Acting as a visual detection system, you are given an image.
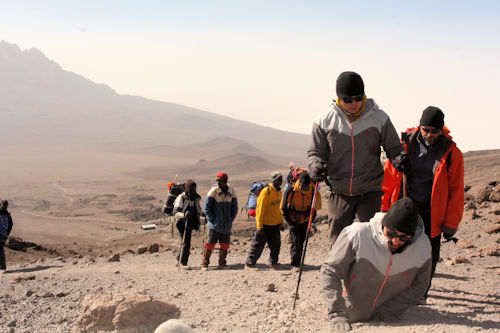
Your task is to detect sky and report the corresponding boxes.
[1,1,499,152]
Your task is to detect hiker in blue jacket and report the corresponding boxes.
[0,199,13,273]
[202,172,238,270]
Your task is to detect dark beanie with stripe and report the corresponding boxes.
[420,106,444,129]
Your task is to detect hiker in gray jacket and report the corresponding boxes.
[321,197,431,331]
[307,71,410,245]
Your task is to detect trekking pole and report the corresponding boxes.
[293,182,320,310]
[177,218,188,271]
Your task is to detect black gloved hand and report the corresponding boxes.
[280,225,285,231]
[393,152,412,174]
[310,164,327,182]
[443,232,458,243]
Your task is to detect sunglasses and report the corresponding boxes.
[341,95,364,104]
[385,228,412,242]
[421,126,441,134]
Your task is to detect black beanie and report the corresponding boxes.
[336,71,364,99]
[382,197,419,236]
[299,171,311,186]
[420,106,444,129]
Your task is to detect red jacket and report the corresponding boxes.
[381,126,464,238]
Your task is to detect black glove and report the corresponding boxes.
[393,152,411,174]
[310,164,327,182]
[330,316,351,331]
[280,225,285,231]
[443,232,458,243]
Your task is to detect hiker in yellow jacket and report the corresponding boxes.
[245,172,284,270]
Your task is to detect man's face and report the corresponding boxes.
[383,226,412,251]
[273,176,283,188]
[217,178,227,189]
[339,95,364,114]
[420,126,442,146]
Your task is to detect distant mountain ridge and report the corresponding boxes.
[0,41,308,163]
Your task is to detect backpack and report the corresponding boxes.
[246,182,267,217]
[163,182,185,215]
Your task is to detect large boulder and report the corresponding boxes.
[73,293,180,333]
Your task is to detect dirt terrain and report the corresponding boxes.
[0,150,499,332]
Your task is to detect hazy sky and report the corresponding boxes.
[1,1,499,152]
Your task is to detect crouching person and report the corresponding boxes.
[321,197,431,331]
[202,172,238,270]
[173,180,202,269]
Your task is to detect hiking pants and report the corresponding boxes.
[288,222,307,267]
[418,205,442,297]
[246,225,281,266]
[327,191,381,245]
[0,237,6,270]
[176,219,193,265]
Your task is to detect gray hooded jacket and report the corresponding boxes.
[308,99,404,195]
[321,212,432,322]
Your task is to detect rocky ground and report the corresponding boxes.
[1,195,499,332]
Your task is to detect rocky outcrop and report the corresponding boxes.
[73,293,181,333]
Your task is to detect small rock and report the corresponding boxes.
[108,254,120,262]
[154,319,194,333]
[26,290,35,297]
[56,292,69,297]
[484,225,500,234]
[7,320,16,327]
[148,243,160,253]
[266,283,276,292]
[452,256,470,264]
[480,243,500,256]
[457,240,474,249]
[11,275,36,283]
[42,292,54,298]
[472,210,481,219]
[137,245,148,254]
[474,234,482,239]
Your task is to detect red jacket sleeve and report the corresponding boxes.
[442,145,464,234]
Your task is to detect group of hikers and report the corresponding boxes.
[165,170,322,273]
[164,71,465,331]
[1,70,464,331]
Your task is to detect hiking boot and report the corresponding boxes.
[218,248,228,269]
[244,264,258,271]
[202,248,212,269]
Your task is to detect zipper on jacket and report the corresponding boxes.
[349,122,355,195]
[368,244,392,318]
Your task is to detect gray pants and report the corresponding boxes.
[326,191,381,245]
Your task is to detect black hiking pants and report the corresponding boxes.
[0,237,6,270]
[246,224,281,266]
[176,219,193,265]
[288,222,307,267]
[418,206,441,297]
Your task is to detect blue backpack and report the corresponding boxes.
[240,182,267,218]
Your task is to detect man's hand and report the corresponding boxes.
[394,152,411,174]
[310,165,327,183]
[443,232,458,243]
[330,316,351,332]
